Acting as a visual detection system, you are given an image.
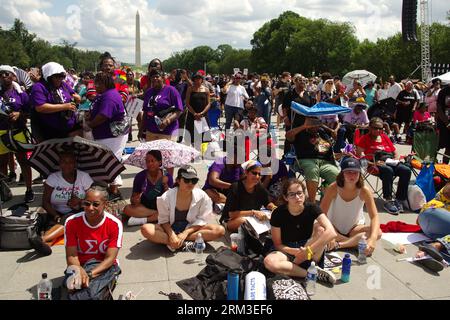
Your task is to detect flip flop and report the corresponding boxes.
[419,244,444,262]
[415,258,445,273]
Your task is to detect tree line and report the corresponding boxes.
[165,11,450,81]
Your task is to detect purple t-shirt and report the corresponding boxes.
[132,169,174,194]
[143,85,183,135]
[90,89,126,140]
[203,157,244,190]
[30,81,77,131]
[0,88,30,130]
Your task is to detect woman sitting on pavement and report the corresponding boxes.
[355,117,411,215]
[141,165,225,252]
[320,157,382,254]
[124,150,173,226]
[263,179,337,284]
[29,151,93,256]
[220,160,277,233]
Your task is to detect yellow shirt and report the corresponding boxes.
[421,190,450,213]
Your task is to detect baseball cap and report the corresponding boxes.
[177,165,198,180]
[340,157,361,172]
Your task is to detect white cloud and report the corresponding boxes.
[0,0,447,66]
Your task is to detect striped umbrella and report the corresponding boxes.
[28,136,126,183]
[12,67,33,89]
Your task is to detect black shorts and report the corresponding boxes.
[395,107,413,125]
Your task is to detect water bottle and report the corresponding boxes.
[37,273,52,300]
[358,235,367,265]
[341,254,352,283]
[194,233,206,263]
[306,262,317,296]
[227,272,239,300]
[244,271,266,300]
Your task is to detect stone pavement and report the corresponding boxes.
[0,118,449,300]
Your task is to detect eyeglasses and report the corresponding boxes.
[287,191,304,199]
[183,177,199,185]
[82,200,102,208]
[249,171,261,177]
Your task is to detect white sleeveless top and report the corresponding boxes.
[327,188,366,235]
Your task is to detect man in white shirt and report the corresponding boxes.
[223,72,249,130]
[387,75,402,100]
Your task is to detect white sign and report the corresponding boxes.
[125,97,144,119]
[243,69,248,76]
[233,68,240,75]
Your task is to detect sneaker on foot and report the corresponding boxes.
[383,200,399,215]
[24,189,35,203]
[7,172,17,184]
[317,266,336,285]
[29,236,52,256]
[213,203,225,215]
[394,199,404,213]
[127,217,148,227]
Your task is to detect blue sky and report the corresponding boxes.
[1,0,448,65]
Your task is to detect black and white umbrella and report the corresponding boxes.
[29,136,126,183]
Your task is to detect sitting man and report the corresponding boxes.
[64,185,123,300]
[286,117,339,203]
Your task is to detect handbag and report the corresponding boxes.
[415,162,436,201]
[110,111,132,137]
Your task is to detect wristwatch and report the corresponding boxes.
[86,271,93,279]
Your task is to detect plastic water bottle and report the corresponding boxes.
[341,254,352,283]
[227,272,239,300]
[306,262,317,296]
[37,273,52,300]
[358,235,367,265]
[244,271,266,300]
[194,233,206,263]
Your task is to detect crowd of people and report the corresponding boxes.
[0,53,449,299]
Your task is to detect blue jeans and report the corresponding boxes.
[418,208,450,240]
[224,105,243,130]
[377,163,411,201]
[333,125,355,153]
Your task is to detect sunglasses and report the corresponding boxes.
[287,191,304,199]
[82,200,102,208]
[249,171,261,177]
[0,71,12,77]
[183,177,199,185]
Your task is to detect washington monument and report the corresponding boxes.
[135,10,141,67]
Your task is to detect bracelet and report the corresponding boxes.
[251,209,255,217]
[306,246,314,261]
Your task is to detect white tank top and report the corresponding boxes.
[327,188,366,235]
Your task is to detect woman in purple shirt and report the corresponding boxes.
[0,65,34,203]
[86,72,129,200]
[141,69,183,142]
[30,62,81,141]
[124,150,173,226]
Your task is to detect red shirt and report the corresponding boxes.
[64,212,123,266]
[356,133,396,160]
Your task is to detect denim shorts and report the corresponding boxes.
[270,240,325,270]
[172,221,189,234]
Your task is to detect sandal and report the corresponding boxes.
[419,243,444,262]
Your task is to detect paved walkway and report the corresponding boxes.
[0,117,449,300]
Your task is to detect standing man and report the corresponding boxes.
[223,72,249,130]
[396,81,418,139]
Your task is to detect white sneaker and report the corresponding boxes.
[317,267,336,285]
[166,245,177,253]
[213,203,225,215]
[128,217,148,227]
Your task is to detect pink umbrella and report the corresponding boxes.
[123,140,200,169]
